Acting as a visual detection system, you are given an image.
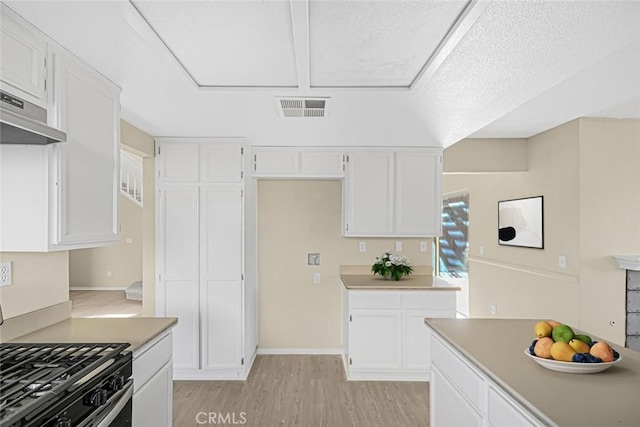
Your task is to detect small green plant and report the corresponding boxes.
[371,251,413,281]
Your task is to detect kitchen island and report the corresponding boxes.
[341,268,459,381]
[425,318,640,427]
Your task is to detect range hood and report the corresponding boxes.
[0,91,66,144]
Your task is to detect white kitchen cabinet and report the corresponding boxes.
[49,46,120,247]
[395,151,442,236]
[430,366,484,427]
[200,185,243,370]
[343,148,442,237]
[252,147,345,178]
[156,138,256,380]
[428,331,542,427]
[343,288,456,381]
[344,151,394,236]
[0,4,46,105]
[349,310,402,371]
[0,15,120,252]
[158,185,199,370]
[133,331,174,427]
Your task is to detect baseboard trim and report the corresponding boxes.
[257,348,343,355]
[174,369,247,381]
[70,287,128,291]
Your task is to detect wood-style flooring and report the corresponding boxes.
[173,355,429,427]
[69,290,142,318]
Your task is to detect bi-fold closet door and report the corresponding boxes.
[157,139,244,375]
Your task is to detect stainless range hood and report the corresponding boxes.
[0,90,66,144]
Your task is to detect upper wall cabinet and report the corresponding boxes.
[159,139,244,184]
[0,5,46,106]
[253,148,345,178]
[343,148,443,237]
[0,7,121,251]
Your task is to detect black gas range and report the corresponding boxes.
[0,342,133,427]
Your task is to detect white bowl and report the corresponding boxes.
[524,348,622,374]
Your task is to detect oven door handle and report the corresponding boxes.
[94,380,133,427]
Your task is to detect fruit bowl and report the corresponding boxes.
[524,349,622,374]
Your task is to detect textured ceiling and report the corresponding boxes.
[3,0,639,147]
[308,0,468,87]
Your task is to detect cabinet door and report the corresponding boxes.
[132,360,173,427]
[430,366,483,427]
[51,49,120,247]
[395,150,442,236]
[200,141,243,183]
[344,151,393,236]
[253,149,299,176]
[0,7,46,104]
[300,151,345,177]
[159,186,200,370]
[158,141,199,183]
[349,310,402,370]
[402,311,433,371]
[201,185,243,370]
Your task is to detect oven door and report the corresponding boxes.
[78,380,133,427]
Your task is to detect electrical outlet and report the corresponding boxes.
[313,273,321,284]
[358,242,366,252]
[420,241,428,252]
[0,262,12,286]
[106,270,112,278]
[125,237,133,244]
[480,245,485,255]
[558,255,567,269]
[491,304,497,315]
[395,241,403,252]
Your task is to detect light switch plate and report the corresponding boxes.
[395,241,403,252]
[358,242,366,252]
[420,241,428,252]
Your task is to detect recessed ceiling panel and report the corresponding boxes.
[309,0,468,87]
[132,0,298,87]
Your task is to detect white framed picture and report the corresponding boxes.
[498,196,544,249]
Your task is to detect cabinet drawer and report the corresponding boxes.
[431,334,484,412]
[133,332,172,392]
[487,386,537,427]
[349,292,402,309]
[402,291,456,311]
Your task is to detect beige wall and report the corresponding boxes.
[444,138,529,173]
[258,180,432,350]
[0,251,69,319]
[69,194,143,288]
[444,118,640,345]
[578,118,640,342]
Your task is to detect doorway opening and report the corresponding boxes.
[433,193,469,317]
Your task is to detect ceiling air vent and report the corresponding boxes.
[276,97,330,118]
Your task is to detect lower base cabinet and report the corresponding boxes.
[343,288,456,381]
[429,331,541,427]
[132,331,174,426]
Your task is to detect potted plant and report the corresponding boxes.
[371,251,413,281]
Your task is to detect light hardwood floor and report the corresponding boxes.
[69,290,142,318]
[173,355,429,427]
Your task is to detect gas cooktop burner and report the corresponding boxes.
[0,342,131,426]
